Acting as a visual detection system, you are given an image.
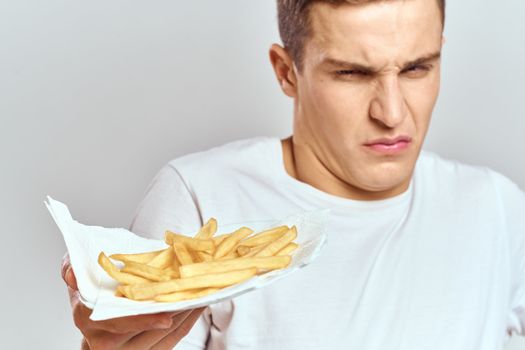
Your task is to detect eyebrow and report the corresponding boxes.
[321,51,442,73]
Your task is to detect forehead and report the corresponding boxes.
[306,0,443,67]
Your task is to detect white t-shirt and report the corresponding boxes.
[130,137,525,350]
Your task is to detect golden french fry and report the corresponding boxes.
[147,248,175,269]
[212,234,229,247]
[154,287,220,302]
[117,285,129,298]
[188,249,203,263]
[163,266,180,279]
[123,268,257,300]
[171,251,181,270]
[121,261,172,282]
[165,231,214,252]
[180,256,291,278]
[277,242,299,256]
[255,226,297,257]
[109,249,165,264]
[195,218,218,239]
[240,225,289,247]
[172,241,193,265]
[218,250,239,260]
[244,243,268,257]
[98,252,149,285]
[214,227,253,259]
[197,251,213,262]
[236,245,251,256]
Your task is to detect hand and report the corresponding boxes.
[61,253,204,349]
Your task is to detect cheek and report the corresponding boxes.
[304,79,370,133]
[402,74,440,128]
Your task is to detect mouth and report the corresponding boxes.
[363,136,412,154]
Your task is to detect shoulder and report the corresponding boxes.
[168,136,278,179]
[418,150,495,189]
[130,138,278,238]
[417,150,524,204]
[418,150,490,180]
[162,137,281,200]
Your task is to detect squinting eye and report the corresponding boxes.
[335,69,367,76]
[407,65,425,71]
[402,64,432,77]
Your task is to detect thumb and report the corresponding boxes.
[61,253,78,290]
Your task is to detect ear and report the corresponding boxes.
[269,44,298,98]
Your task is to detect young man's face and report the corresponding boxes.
[291,0,443,196]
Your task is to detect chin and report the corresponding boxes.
[359,166,412,194]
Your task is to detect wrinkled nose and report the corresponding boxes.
[369,76,408,128]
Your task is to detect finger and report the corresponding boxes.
[171,309,202,329]
[71,295,134,349]
[90,312,184,334]
[84,329,137,350]
[61,253,78,290]
[68,278,186,336]
[67,284,81,309]
[77,311,178,350]
[81,338,89,350]
[71,289,181,336]
[71,283,188,336]
[61,252,70,279]
[121,310,194,350]
[150,308,205,350]
[118,308,204,349]
[65,266,78,290]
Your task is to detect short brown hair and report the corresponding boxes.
[277,0,445,71]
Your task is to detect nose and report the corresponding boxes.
[369,76,408,128]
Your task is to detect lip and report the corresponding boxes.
[363,136,412,154]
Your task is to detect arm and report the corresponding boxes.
[130,163,203,240]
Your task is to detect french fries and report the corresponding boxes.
[165,231,214,252]
[236,245,251,257]
[147,248,176,269]
[98,220,299,303]
[194,218,217,239]
[155,287,220,303]
[98,253,150,285]
[121,268,258,300]
[240,225,288,247]
[120,261,172,282]
[276,242,299,256]
[213,227,253,259]
[179,256,291,278]
[109,249,165,264]
[255,226,297,257]
[172,241,194,265]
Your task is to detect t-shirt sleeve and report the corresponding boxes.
[130,163,203,239]
[492,172,525,336]
[129,163,211,349]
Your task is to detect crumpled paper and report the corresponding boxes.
[46,196,327,321]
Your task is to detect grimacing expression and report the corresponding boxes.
[294,0,443,195]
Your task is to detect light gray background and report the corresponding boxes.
[1,0,524,349]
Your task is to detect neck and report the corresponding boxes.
[280,136,411,201]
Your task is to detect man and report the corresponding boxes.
[62,0,525,349]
